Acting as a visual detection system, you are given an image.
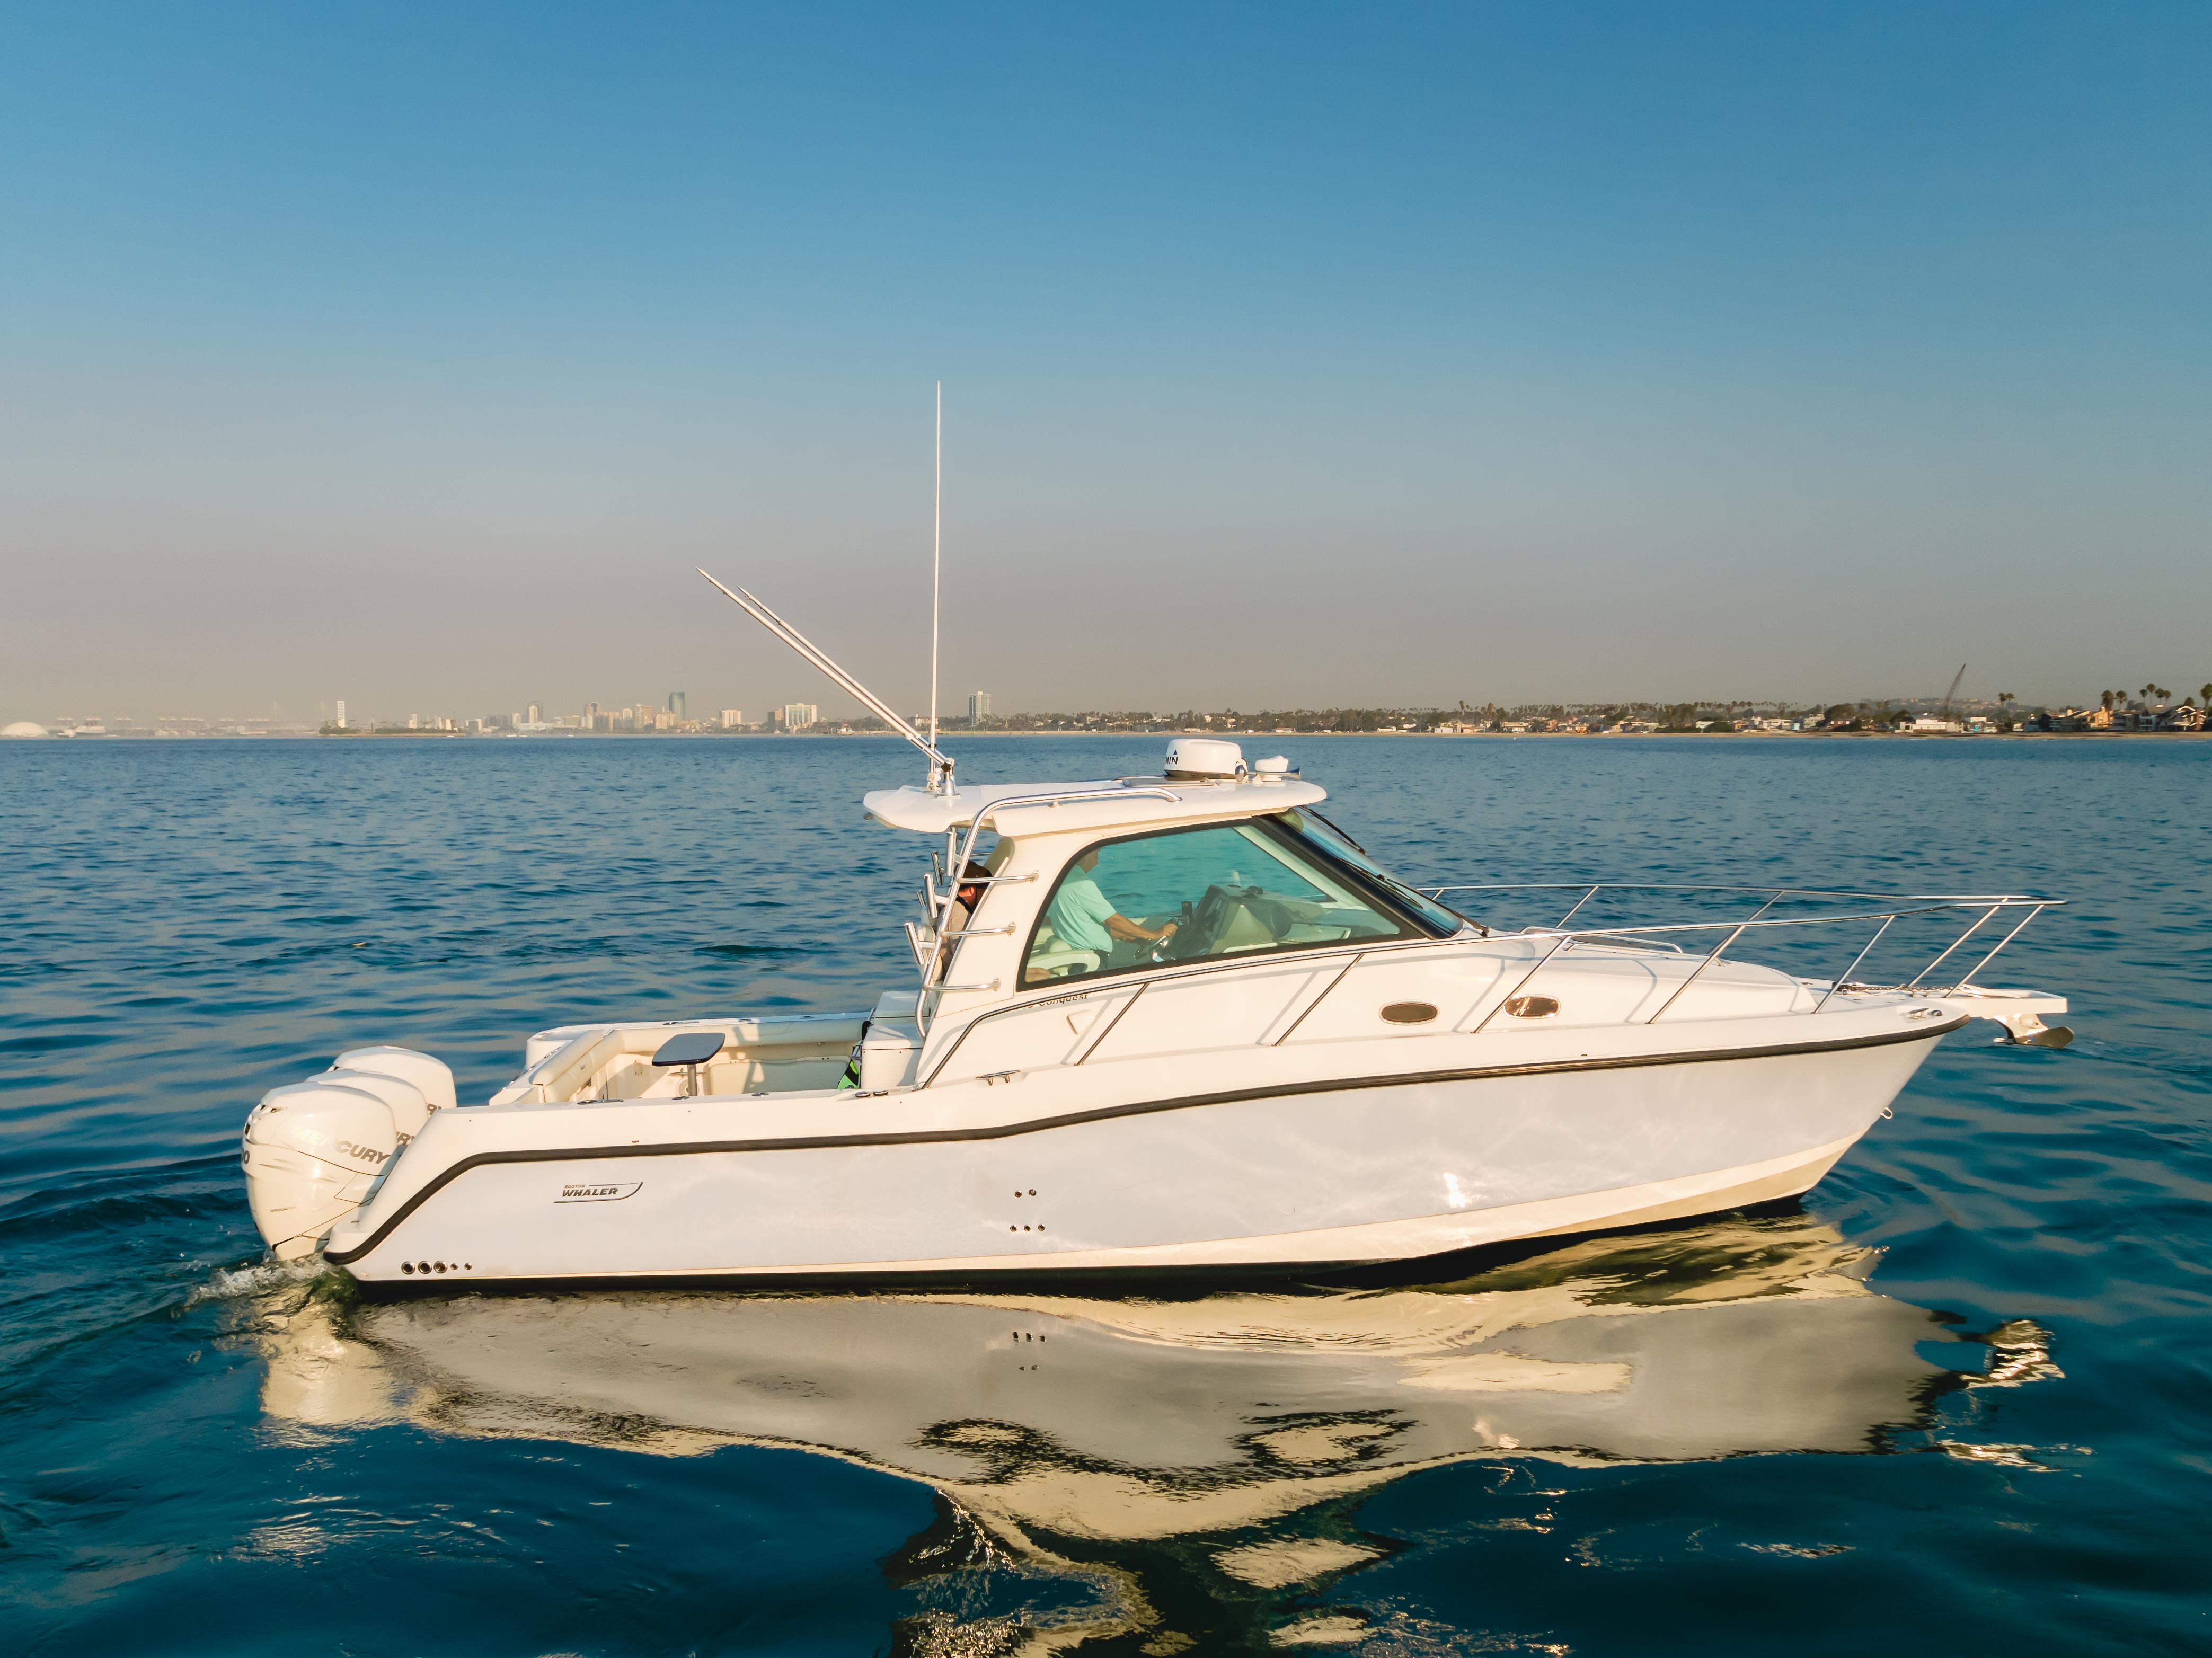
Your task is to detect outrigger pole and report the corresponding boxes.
[697,570,957,792]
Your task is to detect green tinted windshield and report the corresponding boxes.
[1273,809,1468,936]
[1022,818,1424,988]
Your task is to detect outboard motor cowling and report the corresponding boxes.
[333,1046,456,1115]
[321,1067,433,1139]
[242,1047,454,1260]
[243,1080,399,1260]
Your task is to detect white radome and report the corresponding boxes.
[1163,735,1247,779]
[1,721,50,738]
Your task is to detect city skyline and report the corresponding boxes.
[17,677,2207,741]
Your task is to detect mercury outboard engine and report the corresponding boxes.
[242,1047,456,1260]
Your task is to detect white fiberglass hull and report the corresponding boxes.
[323,1012,1959,1287]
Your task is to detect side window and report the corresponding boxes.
[1022,821,1415,986]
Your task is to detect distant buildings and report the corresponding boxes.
[45,687,2211,741]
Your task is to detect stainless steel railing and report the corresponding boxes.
[1419,883,2059,1011]
[916,885,2059,1086]
[913,785,1187,1030]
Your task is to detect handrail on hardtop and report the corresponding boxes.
[915,889,2061,1086]
[914,785,1187,1031]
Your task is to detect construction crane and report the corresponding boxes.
[1940,663,1967,723]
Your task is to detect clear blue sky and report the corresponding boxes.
[3,3,2206,721]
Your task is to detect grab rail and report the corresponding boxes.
[915,785,1187,1032]
[918,932,1460,1085]
[947,785,1181,881]
[1420,886,2060,1028]
[1421,880,2043,917]
[914,888,2060,1085]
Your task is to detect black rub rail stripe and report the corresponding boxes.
[323,1017,1961,1265]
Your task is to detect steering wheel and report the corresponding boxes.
[1157,885,1237,962]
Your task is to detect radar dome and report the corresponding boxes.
[1163,737,1246,780]
[1,721,49,739]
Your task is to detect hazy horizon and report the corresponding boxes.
[4,4,2207,724]
[13,684,2162,731]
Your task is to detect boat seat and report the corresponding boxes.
[1023,919,1101,982]
[1026,946,1102,981]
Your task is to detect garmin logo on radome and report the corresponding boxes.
[556,1182,642,1203]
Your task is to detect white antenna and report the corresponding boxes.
[928,380,942,776]
[698,571,954,790]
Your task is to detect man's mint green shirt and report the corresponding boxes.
[1046,871,1117,953]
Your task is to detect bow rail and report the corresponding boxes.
[1419,883,2059,1009]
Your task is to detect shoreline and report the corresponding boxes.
[7,728,2203,744]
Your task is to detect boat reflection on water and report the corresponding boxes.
[257,1214,2056,1654]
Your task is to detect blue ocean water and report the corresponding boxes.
[2,734,2207,1655]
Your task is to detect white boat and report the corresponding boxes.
[241,583,2068,1286]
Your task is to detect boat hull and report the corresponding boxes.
[325,1021,1951,1286]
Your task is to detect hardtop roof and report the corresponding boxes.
[862,775,1329,838]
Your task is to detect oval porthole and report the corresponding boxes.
[1505,995,1560,1019]
[1382,1002,1438,1025]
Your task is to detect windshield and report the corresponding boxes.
[1021,818,1429,988]
[1273,809,1470,936]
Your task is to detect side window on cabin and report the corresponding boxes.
[1022,821,1414,985]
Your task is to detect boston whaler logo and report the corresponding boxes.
[556,1181,643,1203]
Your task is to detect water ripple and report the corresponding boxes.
[2,734,2206,1654]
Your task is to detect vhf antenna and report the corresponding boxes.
[698,573,955,791]
[930,380,942,765]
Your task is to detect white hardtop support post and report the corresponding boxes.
[697,570,955,792]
